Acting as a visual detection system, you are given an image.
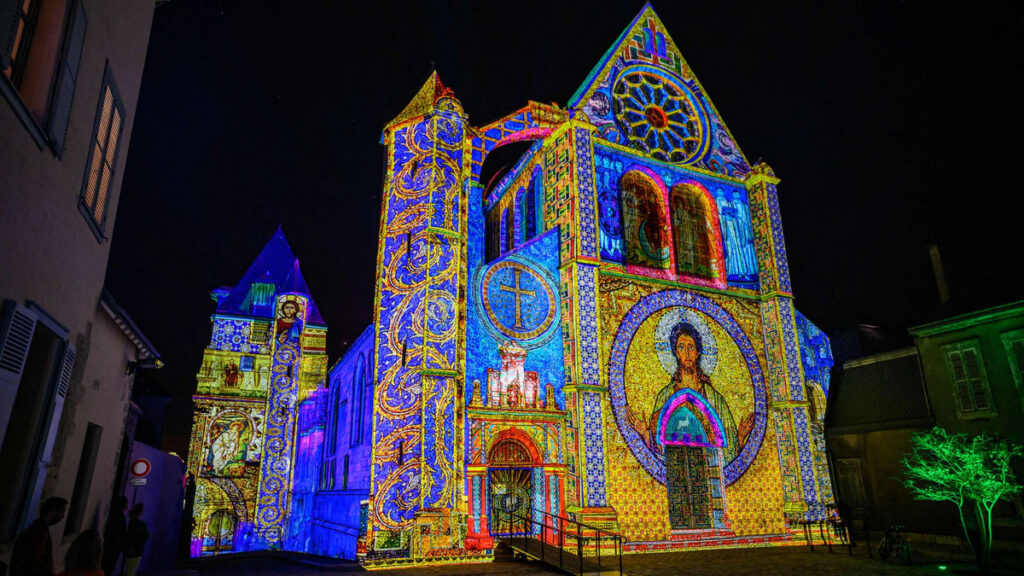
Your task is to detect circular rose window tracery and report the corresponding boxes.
[612,65,709,164]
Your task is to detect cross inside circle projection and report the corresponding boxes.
[482,260,557,342]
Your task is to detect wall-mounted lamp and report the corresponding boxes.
[126,358,165,375]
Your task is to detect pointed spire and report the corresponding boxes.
[387,71,456,128]
[215,228,325,325]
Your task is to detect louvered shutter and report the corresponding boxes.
[946,349,973,411]
[39,342,75,464]
[0,301,38,448]
[45,0,87,156]
[20,341,75,534]
[961,348,989,410]
[1009,339,1024,382]
[0,0,20,69]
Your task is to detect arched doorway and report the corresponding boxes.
[487,432,540,536]
[658,390,728,530]
[205,510,236,553]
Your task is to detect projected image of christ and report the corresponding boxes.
[275,298,303,346]
[628,320,753,462]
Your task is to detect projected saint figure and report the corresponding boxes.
[204,415,250,476]
[275,299,303,346]
[629,322,754,461]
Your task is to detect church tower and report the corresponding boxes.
[186,228,328,555]
[366,73,471,559]
[359,4,834,567]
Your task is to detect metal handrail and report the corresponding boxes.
[494,506,623,576]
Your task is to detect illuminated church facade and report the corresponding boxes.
[186,4,835,567]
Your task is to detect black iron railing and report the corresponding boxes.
[494,507,623,576]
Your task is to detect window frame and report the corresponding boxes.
[941,339,996,418]
[670,184,713,277]
[78,60,125,243]
[1000,329,1024,410]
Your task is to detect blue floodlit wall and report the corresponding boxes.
[307,325,375,559]
[467,190,566,409]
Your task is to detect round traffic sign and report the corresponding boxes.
[130,458,151,478]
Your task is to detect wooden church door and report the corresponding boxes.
[666,445,713,529]
[489,468,532,536]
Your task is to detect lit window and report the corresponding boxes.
[671,184,713,277]
[941,340,995,416]
[79,65,124,240]
[1,0,87,152]
[1000,329,1024,408]
[619,171,669,269]
[3,0,40,86]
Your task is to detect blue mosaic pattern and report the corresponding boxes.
[371,106,464,531]
[211,319,263,353]
[532,468,544,535]
[792,405,820,518]
[582,391,608,507]
[575,128,599,258]
[479,259,559,344]
[466,229,566,410]
[778,299,805,401]
[472,475,481,533]
[766,183,791,293]
[607,289,767,485]
[551,475,560,518]
[255,340,300,543]
[795,310,834,395]
[578,264,600,385]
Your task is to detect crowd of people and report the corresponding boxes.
[3,497,149,576]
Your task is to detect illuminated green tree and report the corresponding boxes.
[902,427,1022,568]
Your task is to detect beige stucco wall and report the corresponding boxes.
[1,0,157,566]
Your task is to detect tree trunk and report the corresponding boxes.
[973,501,991,573]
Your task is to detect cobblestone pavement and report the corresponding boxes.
[184,544,1018,576]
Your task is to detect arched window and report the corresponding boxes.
[488,439,534,466]
[328,382,339,455]
[502,207,514,253]
[525,170,541,240]
[486,210,500,262]
[670,184,713,277]
[513,188,525,247]
[620,171,669,269]
[352,354,365,446]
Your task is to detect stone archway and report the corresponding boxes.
[487,430,542,536]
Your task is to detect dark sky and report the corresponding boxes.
[107,0,1023,445]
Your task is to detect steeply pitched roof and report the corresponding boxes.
[215,226,325,326]
[567,3,751,178]
[388,72,454,128]
[826,348,932,433]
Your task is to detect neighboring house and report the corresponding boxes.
[910,300,1024,441]
[826,300,1024,541]
[0,0,159,566]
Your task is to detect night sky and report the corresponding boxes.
[106,1,1023,450]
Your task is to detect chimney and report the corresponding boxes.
[928,244,951,304]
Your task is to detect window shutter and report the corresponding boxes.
[1010,339,1024,377]
[0,301,39,448]
[961,348,990,410]
[45,0,87,156]
[21,340,74,535]
[0,0,20,69]
[946,350,973,411]
[40,342,75,464]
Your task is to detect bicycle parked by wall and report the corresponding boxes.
[878,524,911,564]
